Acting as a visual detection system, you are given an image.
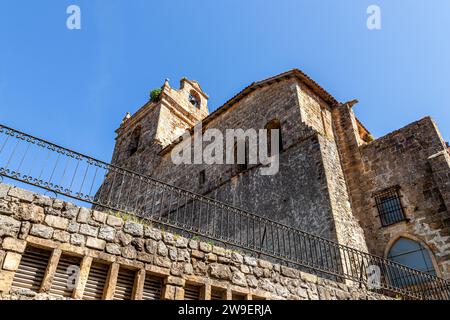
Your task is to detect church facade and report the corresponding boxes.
[108,69,450,280]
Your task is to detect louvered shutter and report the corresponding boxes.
[82,262,109,300]
[142,274,163,300]
[232,293,246,300]
[49,254,81,298]
[11,246,51,293]
[113,267,136,300]
[211,288,226,300]
[184,284,201,300]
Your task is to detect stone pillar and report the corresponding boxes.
[72,256,93,299]
[132,268,146,300]
[104,262,119,300]
[40,248,62,292]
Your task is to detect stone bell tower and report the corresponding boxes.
[109,77,209,174]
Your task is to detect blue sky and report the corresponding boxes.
[0,0,449,163]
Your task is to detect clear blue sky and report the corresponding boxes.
[1,0,449,163]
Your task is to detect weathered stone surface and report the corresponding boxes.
[158,241,168,257]
[115,231,132,246]
[0,184,11,199]
[231,252,243,264]
[77,208,90,223]
[2,237,26,253]
[175,237,188,248]
[0,215,21,238]
[61,204,78,219]
[79,224,98,237]
[98,225,115,241]
[144,226,162,240]
[53,230,70,243]
[86,237,106,250]
[3,252,22,271]
[209,263,232,280]
[16,204,44,223]
[244,256,257,267]
[67,221,80,233]
[105,243,121,255]
[70,234,85,246]
[231,271,247,287]
[131,238,145,251]
[137,252,153,263]
[106,215,124,228]
[18,221,31,240]
[44,215,69,230]
[30,224,53,239]
[0,270,15,292]
[145,239,157,254]
[122,246,137,259]
[92,211,107,223]
[8,187,34,202]
[199,242,212,253]
[123,221,143,237]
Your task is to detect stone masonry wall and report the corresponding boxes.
[0,183,388,300]
[339,116,450,279]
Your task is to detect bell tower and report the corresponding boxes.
[110,77,209,174]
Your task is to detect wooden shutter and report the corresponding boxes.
[82,262,109,300]
[113,267,136,300]
[49,254,81,298]
[184,284,201,300]
[211,288,226,300]
[11,246,51,293]
[232,292,246,300]
[142,274,164,300]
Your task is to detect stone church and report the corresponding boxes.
[110,68,450,280]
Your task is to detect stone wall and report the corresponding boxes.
[0,183,388,300]
[334,111,450,279]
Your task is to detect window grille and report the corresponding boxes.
[374,186,406,226]
[113,267,136,300]
[211,287,226,300]
[11,246,51,293]
[184,284,201,300]
[142,273,164,300]
[49,254,81,298]
[82,262,109,300]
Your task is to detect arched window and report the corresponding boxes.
[265,119,283,156]
[128,126,141,157]
[188,90,200,108]
[387,237,436,287]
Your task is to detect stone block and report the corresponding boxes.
[77,207,91,223]
[2,238,26,253]
[144,226,162,240]
[53,230,70,243]
[105,243,121,255]
[8,187,34,202]
[123,221,143,237]
[79,224,98,237]
[107,215,124,228]
[92,210,107,223]
[0,215,21,238]
[3,252,22,271]
[98,225,115,241]
[30,224,54,239]
[70,234,85,246]
[44,215,69,230]
[86,237,106,250]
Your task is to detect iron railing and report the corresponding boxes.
[0,123,449,300]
